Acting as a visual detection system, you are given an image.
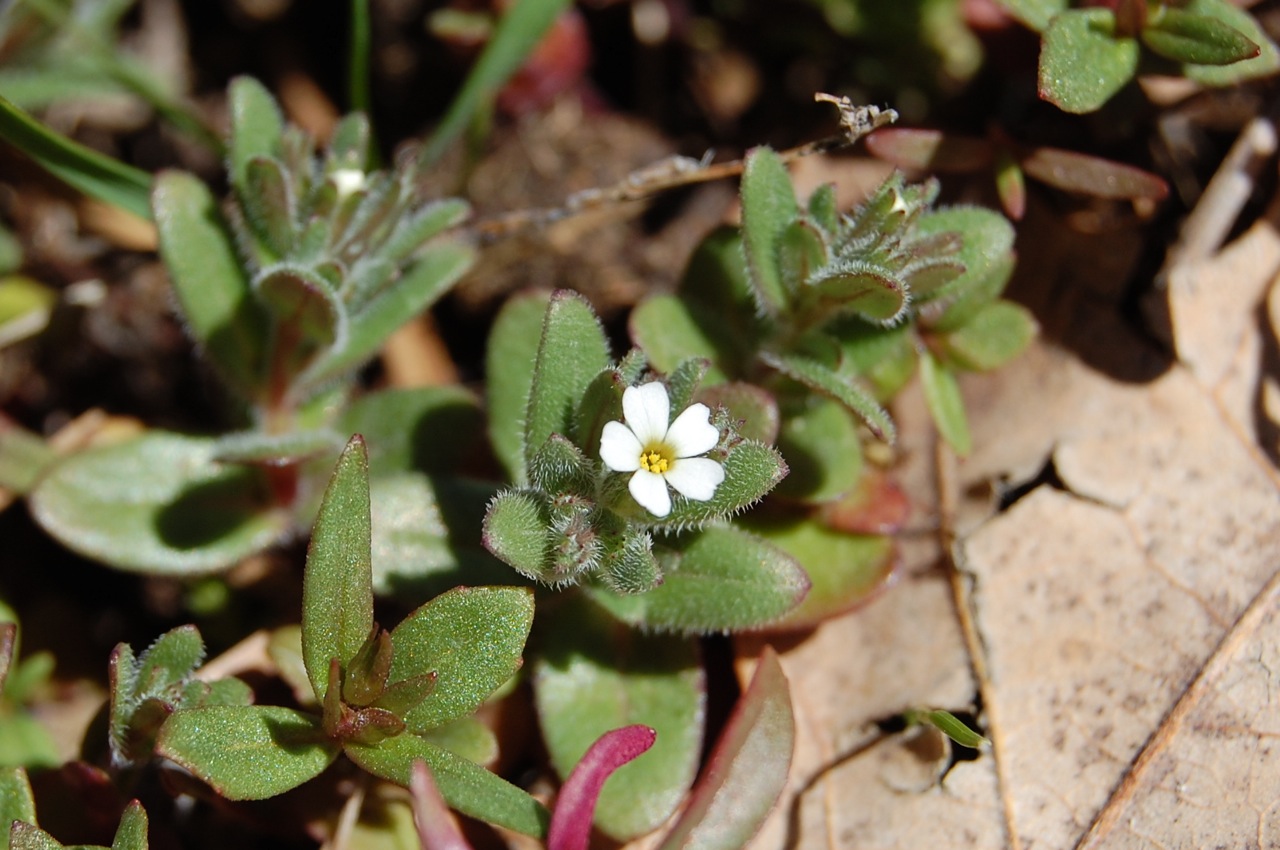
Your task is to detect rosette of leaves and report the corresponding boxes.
[481,289,806,839]
[995,0,1280,113]
[4,76,493,581]
[154,437,548,837]
[630,147,1036,624]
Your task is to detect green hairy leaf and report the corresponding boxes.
[641,440,788,531]
[629,295,732,383]
[762,351,895,443]
[920,350,971,456]
[488,291,554,483]
[228,76,285,191]
[740,147,799,315]
[482,488,553,582]
[28,432,287,575]
[302,436,374,702]
[338,385,483,477]
[1039,8,1140,113]
[940,299,1038,372]
[774,397,864,503]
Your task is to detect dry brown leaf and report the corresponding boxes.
[729,140,1280,850]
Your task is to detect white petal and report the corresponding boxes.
[666,403,719,457]
[600,421,642,471]
[628,469,672,517]
[664,457,725,502]
[623,382,670,444]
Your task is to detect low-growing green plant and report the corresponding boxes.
[0,608,58,770]
[996,0,1280,113]
[1,766,149,850]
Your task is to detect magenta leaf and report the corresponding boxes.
[548,725,658,850]
[657,647,794,850]
[409,760,473,850]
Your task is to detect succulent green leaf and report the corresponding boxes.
[488,291,553,483]
[156,705,336,800]
[228,77,284,191]
[995,149,1027,220]
[991,0,1067,31]
[640,440,788,531]
[344,734,550,837]
[657,648,794,850]
[315,241,474,384]
[482,488,553,582]
[417,716,499,766]
[153,171,268,398]
[339,386,483,477]
[1142,7,1258,66]
[0,95,152,221]
[535,595,704,839]
[302,436,374,702]
[908,709,988,749]
[920,350,971,456]
[0,767,36,841]
[8,822,60,850]
[1038,8,1139,113]
[389,586,534,730]
[1018,147,1168,201]
[914,206,1016,329]
[774,397,863,503]
[590,525,809,633]
[0,422,54,495]
[762,352,894,443]
[740,148,798,315]
[940,299,1038,372]
[629,295,731,383]
[524,291,611,468]
[110,801,148,850]
[743,516,895,628]
[28,432,286,575]
[1177,0,1280,85]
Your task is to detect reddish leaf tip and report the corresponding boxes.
[547,725,658,850]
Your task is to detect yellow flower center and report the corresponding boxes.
[639,447,672,474]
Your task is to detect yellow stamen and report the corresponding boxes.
[639,450,670,474]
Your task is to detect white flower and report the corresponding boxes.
[330,168,367,198]
[599,382,725,518]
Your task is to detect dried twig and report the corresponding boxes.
[471,95,898,242]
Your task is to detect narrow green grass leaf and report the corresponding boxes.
[420,0,572,166]
[0,95,151,220]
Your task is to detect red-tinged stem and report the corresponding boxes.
[548,725,657,850]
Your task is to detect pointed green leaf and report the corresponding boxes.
[345,734,549,837]
[255,265,344,364]
[328,113,371,170]
[573,367,626,462]
[1178,0,1280,85]
[658,648,793,850]
[241,157,295,260]
[389,586,534,730]
[908,709,988,749]
[134,626,204,698]
[488,291,553,483]
[639,439,788,531]
[228,77,284,191]
[1038,8,1139,113]
[110,802,148,850]
[525,291,611,467]
[153,171,269,398]
[777,219,828,296]
[589,525,809,633]
[798,261,908,326]
[774,397,863,503]
[313,241,474,383]
[8,822,60,850]
[338,385,483,477]
[213,429,343,468]
[920,350,971,455]
[28,432,287,575]
[806,183,839,232]
[0,95,152,220]
[1142,8,1258,66]
[302,436,374,702]
[763,352,894,443]
[0,422,54,495]
[740,148,798,315]
[156,705,336,800]
[629,295,732,383]
[0,767,36,842]
[382,199,470,264]
[535,595,704,840]
[992,0,1067,31]
[744,516,895,628]
[417,716,498,766]
[940,299,1038,372]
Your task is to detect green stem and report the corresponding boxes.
[348,0,381,169]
